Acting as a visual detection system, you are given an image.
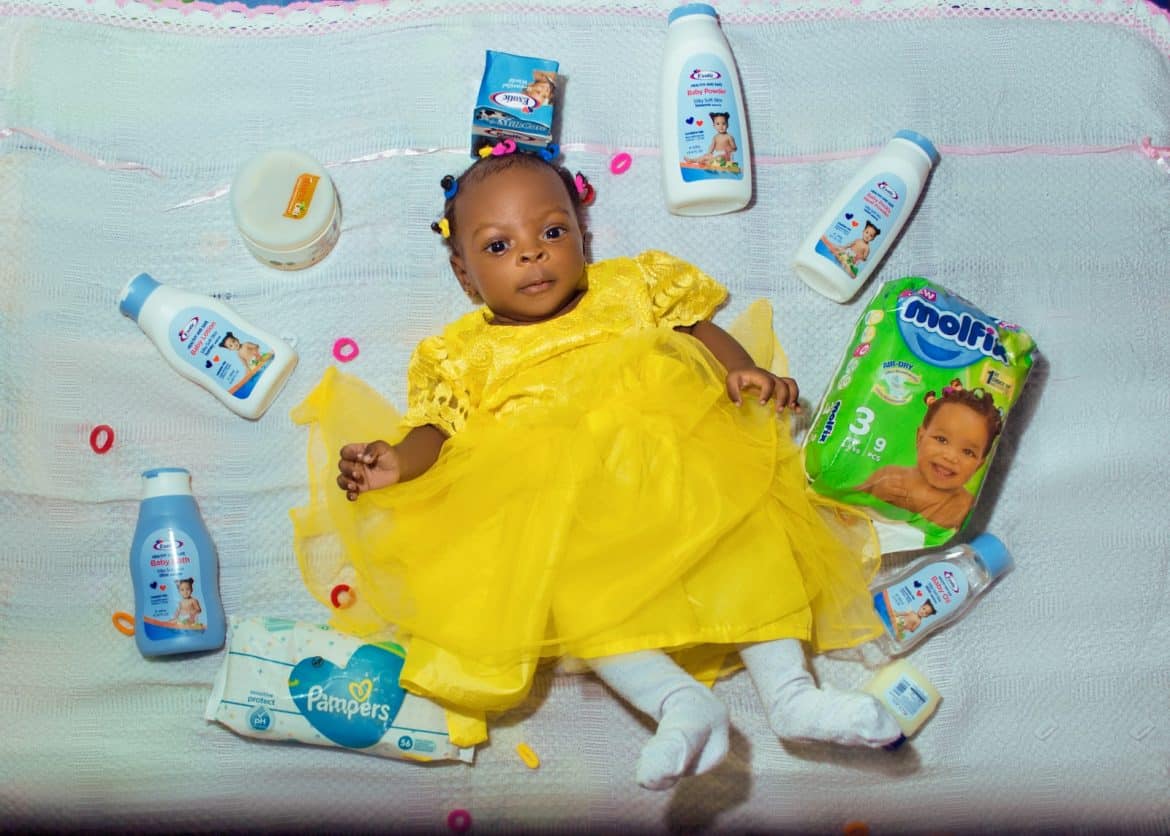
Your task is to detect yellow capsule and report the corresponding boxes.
[516,742,540,769]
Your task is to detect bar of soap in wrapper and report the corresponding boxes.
[471,50,559,157]
[803,277,1036,553]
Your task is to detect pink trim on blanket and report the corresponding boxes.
[6,129,1169,195]
[3,0,1170,59]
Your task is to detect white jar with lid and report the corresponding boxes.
[231,148,341,270]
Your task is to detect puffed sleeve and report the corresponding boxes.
[399,334,472,437]
[637,250,729,328]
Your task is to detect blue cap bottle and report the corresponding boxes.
[129,468,226,656]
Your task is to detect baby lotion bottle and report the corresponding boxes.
[130,468,226,657]
[871,532,1013,656]
[119,273,297,420]
[660,3,752,215]
[863,658,941,749]
[792,130,939,303]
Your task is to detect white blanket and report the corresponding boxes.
[2,0,1169,830]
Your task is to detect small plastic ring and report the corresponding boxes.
[491,139,517,156]
[89,424,115,455]
[609,152,632,175]
[112,611,135,637]
[447,809,472,833]
[332,338,360,364]
[330,584,354,609]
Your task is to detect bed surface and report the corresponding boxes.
[2,0,1170,832]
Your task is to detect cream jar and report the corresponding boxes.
[231,149,341,271]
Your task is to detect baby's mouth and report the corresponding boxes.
[519,277,555,294]
[930,462,958,481]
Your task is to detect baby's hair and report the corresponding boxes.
[922,386,1004,457]
[432,151,584,253]
[178,577,194,588]
[864,221,881,236]
[709,111,730,122]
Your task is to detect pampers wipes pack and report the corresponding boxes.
[804,277,1036,553]
[206,617,474,763]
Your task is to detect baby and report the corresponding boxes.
[172,577,202,626]
[855,386,1004,529]
[219,332,262,369]
[294,147,901,790]
[688,112,738,167]
[824,221,880,275]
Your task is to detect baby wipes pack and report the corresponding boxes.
[803,277,1035,553]
[206,616,474,763]
[471,50,559,156]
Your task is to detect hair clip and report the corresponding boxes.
[573,172,596,206]
[430,217,451,239]
[491,139,518,157]
[441,175,458,200]
[537,143,560,162]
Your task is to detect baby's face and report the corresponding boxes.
[449,164,585,325]
[713,116,729,134]
[862,226,878,242]
[223,337,240,350]
[915,402,990,490]
[178,581,193,598]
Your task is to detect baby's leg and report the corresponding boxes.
[588,650,730,790]
[739,638,901,748]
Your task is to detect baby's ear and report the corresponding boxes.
[449,254,482,303]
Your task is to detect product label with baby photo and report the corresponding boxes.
[168,306,277,400]
[470,50,559,157]
[672,53,744,181]
[803,277,1036,553]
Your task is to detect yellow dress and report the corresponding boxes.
[290,251,882,734]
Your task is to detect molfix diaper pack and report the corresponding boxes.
[803,277,1036,553]
[206,616,474,763]
[471,50,559,157]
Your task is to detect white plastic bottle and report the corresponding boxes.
[130,467,226,657]
[871,532,1012,656]
[660,3,752,215]
[119,273,298,420]
[792,130,939,303]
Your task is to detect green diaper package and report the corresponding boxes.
[804,277,1036,553]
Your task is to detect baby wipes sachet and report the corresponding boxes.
[206,616,475,763]
[803,277,1035,553]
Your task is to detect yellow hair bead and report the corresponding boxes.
[437,217,450,239]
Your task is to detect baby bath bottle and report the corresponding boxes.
[871,532,1012,656]
[659,3,753,215]
[792,130,939,303]
[130,467,226,657]
[119,273,298,420]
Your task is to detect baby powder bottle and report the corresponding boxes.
[660,3,753,215]
[871,532,1013,656]
[792,130,939,303]
[119,273,298,420]
[130,468,226,657]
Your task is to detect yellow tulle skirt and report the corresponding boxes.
[290,318,882,720]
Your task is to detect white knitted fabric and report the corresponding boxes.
[2,0,1170,831]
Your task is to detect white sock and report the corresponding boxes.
[739,638,901,748]
[588,650,730,790]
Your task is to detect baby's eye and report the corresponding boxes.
[544,225,567,240]
[963,447,978,458]
[485,240,509,255]
[933,435,948,445]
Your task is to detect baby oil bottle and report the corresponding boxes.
[871,532,1013,657]
[130,467,226,657]
[792,130,939,303]
[660,3,753,215]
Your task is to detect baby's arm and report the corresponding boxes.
[677,320,800,413]
[337,424,447,501]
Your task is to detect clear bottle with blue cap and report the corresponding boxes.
[792,130,940,303]
[119,273,297,420]
[130,467,226,656]
[870,532,1013,656]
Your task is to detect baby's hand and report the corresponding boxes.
[337,441,401,501]
[725,367,802,414]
